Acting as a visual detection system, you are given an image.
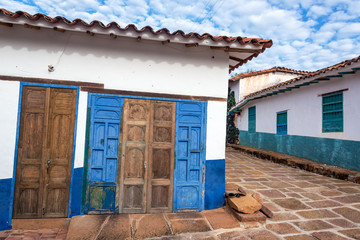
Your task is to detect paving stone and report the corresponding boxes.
[290,181,319,188]
[331,195,360,204]
[258,190,286,198]
[338,229,360,239]
[203,208,239,230]
[293,220,334,231]
[217,231,247,240]
[353,204,360,210]
[96,214,131,240]
[286,193,303,198]
[246,229,281,240]
[133,214,171,240]
[284,235,315,240]
[267,212,299,222]
[336,187,360,194]
[170,219,211,235]
[66,215,107,240]
[273,198,310,210]
[326,219,356,230]
[300,192,325,200]
[332,207,360,223]
[306,200,342,208]
[265,223,299,235]
[166,212,203,219]
[261,181,294,188]
[311,231,350,240]
[296,209,338,219]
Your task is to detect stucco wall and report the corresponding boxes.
[238,73,360,141]
[0,24,229,98]
[0,81,19,179]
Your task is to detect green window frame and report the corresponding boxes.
[276,111,287,135]
[322,92,343,132]
[248,106,256,133]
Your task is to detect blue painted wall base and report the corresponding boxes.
[69,167,84,217]
[0,178,12,230]
[205,159,225,210]
[239,131,360,172]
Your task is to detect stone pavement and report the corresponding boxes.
[1,147,359,239]
[226,147,360,240]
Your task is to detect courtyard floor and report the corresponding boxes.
[1,147,359,239]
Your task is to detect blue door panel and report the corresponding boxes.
[173,101,206,212]
[86,94,124,213]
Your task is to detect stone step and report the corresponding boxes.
[12,218,69,230]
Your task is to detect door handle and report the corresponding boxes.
[46,159,51,173]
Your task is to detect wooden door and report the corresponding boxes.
[147,101,175,213]
[173,101,206,211]
[13,86,76,218]
[119,99,175,213]
[86,94,123,213]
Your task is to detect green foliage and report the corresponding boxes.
[226,88,239,144]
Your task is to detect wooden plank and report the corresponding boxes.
[43,88,76,217]
[226,49,261,53]
[147,101,175,213]
[0,75,104,88]
[185,43,199,47]
[13,86,48,218]
[119,99,151,213]
[318,88,349,97]
[229,56,244,63]
[81,87,227,102]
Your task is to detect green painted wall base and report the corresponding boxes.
[239,131,360,172]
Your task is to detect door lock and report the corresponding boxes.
[46,159,51,173]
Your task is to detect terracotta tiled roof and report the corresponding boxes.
[244,55,360,98]
[0,9,273,72]
[229,67,309,81]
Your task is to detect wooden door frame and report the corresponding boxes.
[10,82,80,222]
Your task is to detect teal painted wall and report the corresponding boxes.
[239,131,360,172]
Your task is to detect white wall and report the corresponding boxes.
[238,72,360,141]
[0,81,19,179]
[206,101,227,160]
[74,91,88,168]
[0,24,229,98]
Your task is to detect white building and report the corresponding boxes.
[0,9,272,230]
[230,56,360,172]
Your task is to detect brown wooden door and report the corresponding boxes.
[13,86,76,218]
[119,99,175,213]
[147,101,175,213]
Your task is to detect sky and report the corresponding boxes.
[0,0,359,75]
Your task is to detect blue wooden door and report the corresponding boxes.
[173,101,206,211]
[86,94,124,213]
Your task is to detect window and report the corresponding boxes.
[322,92,343,132]
[248,106,256,133]
[277,111,287,135]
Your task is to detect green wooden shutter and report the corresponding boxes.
[248,106,256,133]
[276,111,287,135]
[322,92,343,132]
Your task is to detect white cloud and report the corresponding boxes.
[0,0,359,73]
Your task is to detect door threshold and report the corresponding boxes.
[11,218,70,230]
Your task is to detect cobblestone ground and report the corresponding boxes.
[226,148,360,240]
[1,148,359,240]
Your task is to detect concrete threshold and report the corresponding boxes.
[228,144,360,184]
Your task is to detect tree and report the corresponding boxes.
[226,88,239,144]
